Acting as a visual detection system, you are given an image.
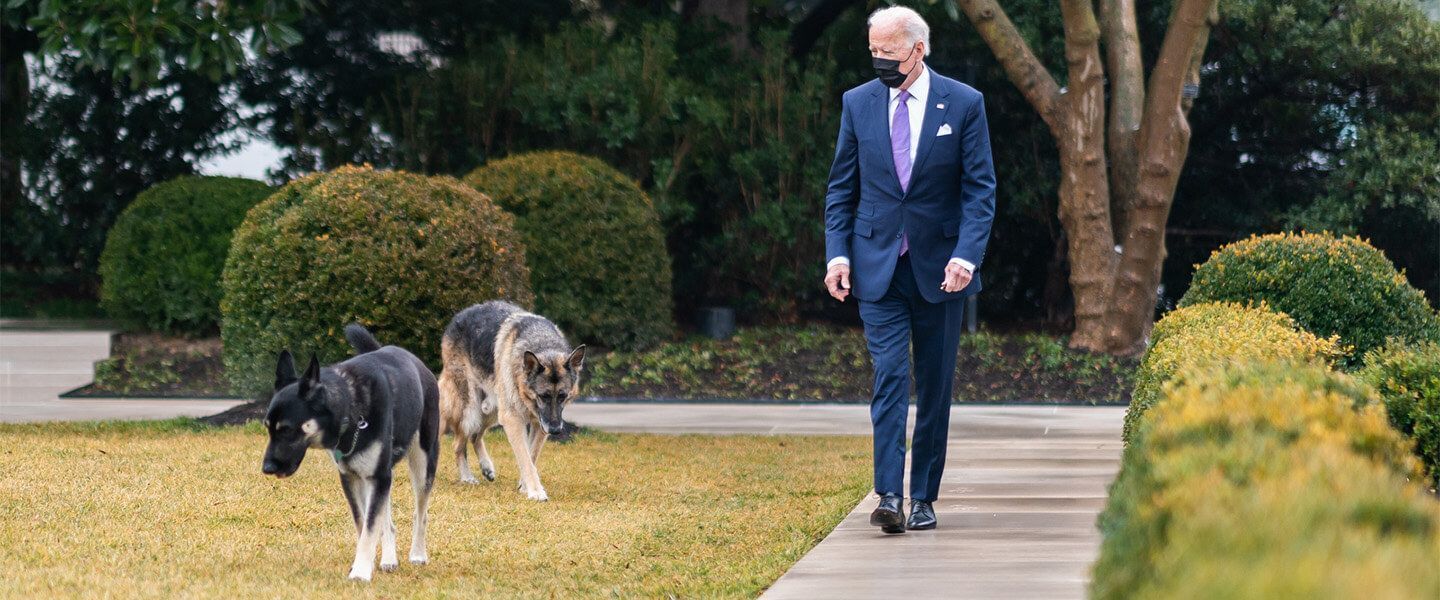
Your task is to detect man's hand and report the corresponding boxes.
[940,262,972,293]
[825,264,852,301]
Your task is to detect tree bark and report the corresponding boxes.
[1100,0,1144,243]
[1101,0,1219,354]
[1053,0,1116,351]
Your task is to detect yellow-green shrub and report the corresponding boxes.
[1360,340,1440,489]
[1124,301,1342,444]
[464,151,674,350]
[1180,232,1440,363]
[221,165,532,395]
[1092,362,1424,600]
[1136,445,1440,600]
[99,176,272,335]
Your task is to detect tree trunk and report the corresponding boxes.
[1100,0,1219,354]
[1100,0,1144,243]
[1054,0,1115,351]
[957,0,1219,356]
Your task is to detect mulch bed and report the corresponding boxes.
[83,327,1135,429]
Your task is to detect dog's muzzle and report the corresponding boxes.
[262,459,294,478]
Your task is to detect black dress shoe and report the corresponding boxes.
[907,500,937,530]
[869,493,906,534]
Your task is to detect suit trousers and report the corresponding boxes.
[857,253,964,502]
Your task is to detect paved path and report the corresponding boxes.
[0,324,243,423]
[566,403,1125,599]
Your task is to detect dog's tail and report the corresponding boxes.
[344,323,383,355]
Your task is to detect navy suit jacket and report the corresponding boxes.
[823,71,997,304]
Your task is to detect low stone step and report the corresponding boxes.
[0,346,112,363]
[0,330,112,348]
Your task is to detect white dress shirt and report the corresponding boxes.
[829,64,976,275]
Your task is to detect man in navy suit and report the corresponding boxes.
[823,5,996,533]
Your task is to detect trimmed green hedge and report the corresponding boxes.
[1093,360,1433,600]
[1133,445,1440,599]
[221,165,532,395]
[1123,301,1341,444]
[1360,340,1440,489]
[1180,232,1440,363]
[99,176,272,335]
[464,151,673,350]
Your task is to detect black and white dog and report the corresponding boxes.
[261,324,440,581]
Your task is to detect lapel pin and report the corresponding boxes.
[937,103,945,109]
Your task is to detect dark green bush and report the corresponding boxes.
[221,165,532,395]
[1360,340,1440,489]
[1093,361,1426,600]
[1180,232,1440,363]
[1124,301,1341,444]
[98,176,272,334]
[464,151,673,350]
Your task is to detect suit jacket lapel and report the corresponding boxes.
[868,84,903,196]
[911,74,952,185]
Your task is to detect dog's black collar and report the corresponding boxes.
[332,416,368,459]
[329,368,371,460]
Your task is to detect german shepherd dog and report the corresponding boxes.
[438,300,585,501]
[261,324,440,581]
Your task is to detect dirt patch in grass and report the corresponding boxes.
[0,420,870,598]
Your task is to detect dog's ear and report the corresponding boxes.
[298,353,323,397]
[275,350,297,391]
[567,345,586,371]
[523,350,542,375]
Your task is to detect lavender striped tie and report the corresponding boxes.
[892,89,912,255]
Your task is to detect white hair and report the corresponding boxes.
[868,6,931,56]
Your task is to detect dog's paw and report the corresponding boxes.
[347,567,373,582]
[481,467,496,482]
[380,561,399,573]
[410,554,428,565]
[527,488,549,502]
[459,475,479,485]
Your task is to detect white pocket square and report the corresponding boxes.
[937,124,953,137]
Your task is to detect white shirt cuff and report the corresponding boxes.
[949,257,975,272]
[827,256,850,269]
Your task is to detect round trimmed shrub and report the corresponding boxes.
[99,176,273,334]
[1359,340,1440,489]
[1124,301,1342,443]
[463,151,673,350]
[221,165,532,395]
[1180,232,1440,363]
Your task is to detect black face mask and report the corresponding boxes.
[873,44,919,88]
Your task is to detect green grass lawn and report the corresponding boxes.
[0,420,870,598]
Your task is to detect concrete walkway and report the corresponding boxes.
[565,402,1125,599]
[0,324,243,423]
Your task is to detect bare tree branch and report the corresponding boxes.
[954,0,1064,131]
